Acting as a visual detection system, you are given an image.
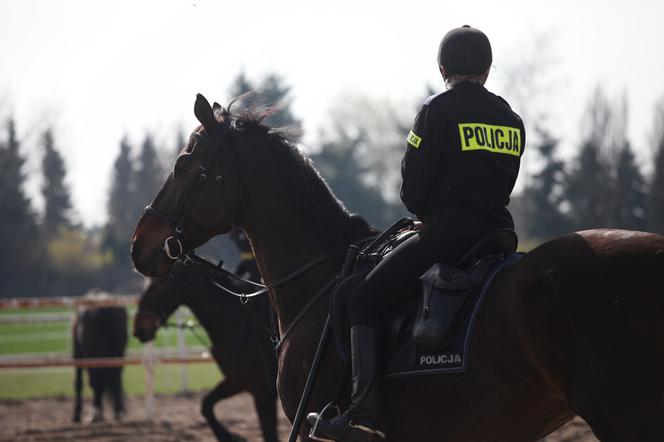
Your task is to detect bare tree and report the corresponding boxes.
[499,32,560,143]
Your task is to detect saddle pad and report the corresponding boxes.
[384,253,523,379]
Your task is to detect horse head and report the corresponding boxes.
[133,270,186,342]
[131,94,243,276]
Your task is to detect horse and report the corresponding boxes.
[72,301,128,423]
[130,94,664,441]
[133,259,280,442]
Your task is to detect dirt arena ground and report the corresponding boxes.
[0,393,597,441]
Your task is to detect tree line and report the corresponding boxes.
[521,88,664,242]
[1,75,663,297]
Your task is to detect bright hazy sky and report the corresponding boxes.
[1,0,663,226]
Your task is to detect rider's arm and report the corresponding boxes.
[400,103,444,219]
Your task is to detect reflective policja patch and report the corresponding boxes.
[407,130,422,149]
[458,123,521,156]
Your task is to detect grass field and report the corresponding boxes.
[0,306,212,355]
[0,305,222,399]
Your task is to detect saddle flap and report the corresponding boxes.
[412,255,503,349]
[421,255,502,291]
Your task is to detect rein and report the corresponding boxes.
[181,252,332,351]
[183,252,327,299]
[163,318,210,348]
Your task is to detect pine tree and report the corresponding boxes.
[228,71,256,103]
[311,121,404,229]
[566,88,619,231]
[611,143,647,230]
[565,140,611,230]
[649,137,664,234]
[228,71,302,139]
[648,100,664,234]
[132,133,164,216]
[0,119,39,295]
[522,130,569,239]
[105,136,135,259]
[41,128,73,236]
[259,73,302,131]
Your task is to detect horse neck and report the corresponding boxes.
[240,197,343,337]
[181,289,238,349]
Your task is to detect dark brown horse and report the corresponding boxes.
[134,260,279,442]
[131,94,664,441]
[73,303,128,423]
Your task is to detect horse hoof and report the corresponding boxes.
[230,434,247,442]
[90,412,105,423]
[72,415,81,423]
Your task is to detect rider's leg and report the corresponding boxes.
[309,232,476,440]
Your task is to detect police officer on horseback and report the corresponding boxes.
[308,25,525,441]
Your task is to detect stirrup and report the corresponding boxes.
[309,402,341,442]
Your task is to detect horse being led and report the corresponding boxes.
[134,259,279,442]
[73,299,128,423]
[131,94,664,442]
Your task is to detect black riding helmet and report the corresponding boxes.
[438,25,492,75]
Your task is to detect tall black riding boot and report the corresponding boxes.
[307,325,385,441]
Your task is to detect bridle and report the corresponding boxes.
[143,118,231,261]
[139,116,332,349]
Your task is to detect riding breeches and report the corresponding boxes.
[347,229,480,328]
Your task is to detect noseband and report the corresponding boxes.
[144,120,230,260]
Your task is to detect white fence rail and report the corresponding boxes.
[0,295,211,419]
[0,295,138,309]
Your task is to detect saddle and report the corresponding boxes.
[330,220,521,378]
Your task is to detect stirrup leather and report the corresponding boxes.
[309,402,341,442]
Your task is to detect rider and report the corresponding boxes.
[309,25,526,441]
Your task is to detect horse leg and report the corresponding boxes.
[201,378,245,442]
[73,366,83,422]
[252,387,280,442]
[109,368,125,420]
[88,368,105,422]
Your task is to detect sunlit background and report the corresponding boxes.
[0,3,662,440]
[1,0,663,295]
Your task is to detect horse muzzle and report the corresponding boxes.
[131,241,175,277]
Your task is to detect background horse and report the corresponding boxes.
[72,302,128,423]
[134,259,279,442]
[131,94,664,441]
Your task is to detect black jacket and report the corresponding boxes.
[400,82,525,236]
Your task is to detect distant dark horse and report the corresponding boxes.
[133,259,279,442]
[73,303,128,422]
[131,94,664,441]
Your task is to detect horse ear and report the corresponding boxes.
[194,93,215,130]
[212,102,226,120]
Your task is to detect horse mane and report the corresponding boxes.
[222,104,377,261]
